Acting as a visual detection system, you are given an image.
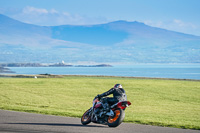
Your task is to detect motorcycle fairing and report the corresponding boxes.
[115,101,131,110]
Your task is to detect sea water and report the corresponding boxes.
[7,64,200,80]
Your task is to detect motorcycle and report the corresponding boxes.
[81,97,131,127]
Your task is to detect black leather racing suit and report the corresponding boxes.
[98,88,127,106]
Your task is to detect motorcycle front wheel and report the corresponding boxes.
[107,108,125,127]
[81,108,91,125]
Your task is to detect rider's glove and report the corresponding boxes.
[95,94,101,99]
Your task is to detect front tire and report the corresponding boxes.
[81,109,91,125]
[107,108,125,127]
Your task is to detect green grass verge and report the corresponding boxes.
[0,76,200,130]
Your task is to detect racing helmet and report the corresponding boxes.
[114,84,123,89]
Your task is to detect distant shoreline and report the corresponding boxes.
[0,67,15,73]
[0,63,112,67]
[0,63,112,73]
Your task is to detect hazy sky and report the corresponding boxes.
[0,0,200,36]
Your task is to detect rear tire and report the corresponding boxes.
[81,109,91,125]
[107,108,125,127]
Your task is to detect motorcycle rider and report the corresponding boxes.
[95,84,127,113]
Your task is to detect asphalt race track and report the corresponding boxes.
[0,110,199,133]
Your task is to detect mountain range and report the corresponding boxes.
[0,14,200,64]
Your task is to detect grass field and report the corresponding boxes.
[0,76,200,130]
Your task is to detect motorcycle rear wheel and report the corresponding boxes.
[81,109,91,125]
[107,108,125,127]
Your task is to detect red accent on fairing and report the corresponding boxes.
[94,103,102,108]
[117,101,131,110]
[93,98,99,104]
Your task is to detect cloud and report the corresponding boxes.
[1,6,108,26]
[23,6,48,14]
[144,19,199,36]
[173,19,197,29]
[18,6,74,25]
